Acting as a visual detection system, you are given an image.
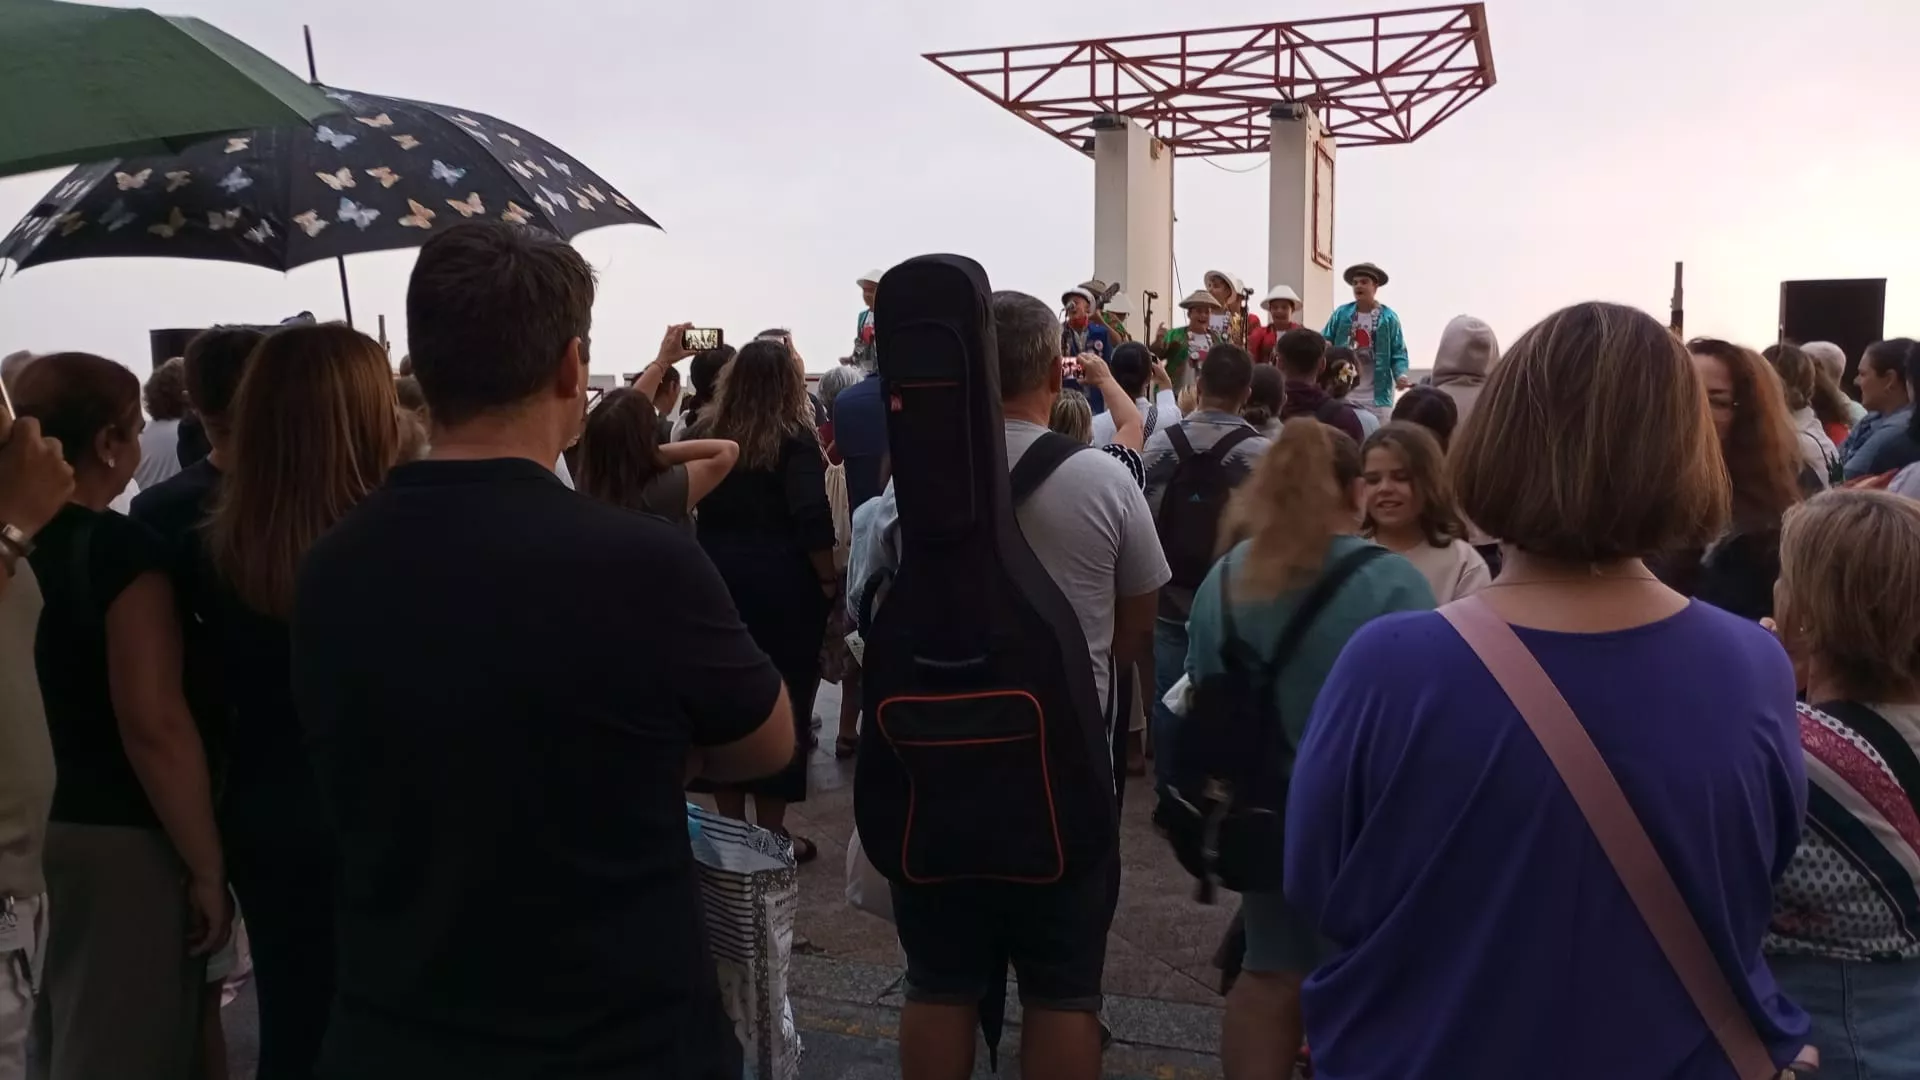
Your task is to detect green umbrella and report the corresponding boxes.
[0,0,336,178]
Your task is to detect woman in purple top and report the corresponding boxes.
[1285,302,1813,1078]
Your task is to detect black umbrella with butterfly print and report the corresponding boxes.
[0,83,659,279]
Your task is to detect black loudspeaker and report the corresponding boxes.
[149,328,203,368]
[1779,279,1886,389]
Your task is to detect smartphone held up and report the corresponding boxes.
[681,327,724,353]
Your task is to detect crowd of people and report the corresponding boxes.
[0,219,1917,1080]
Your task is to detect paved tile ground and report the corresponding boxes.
[221,679,1237,1078]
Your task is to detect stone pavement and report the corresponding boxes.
[221,679,1236,1079]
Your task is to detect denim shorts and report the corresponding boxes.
[1769,952,1920,1079]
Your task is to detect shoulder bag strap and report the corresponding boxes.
[1812,699,1920,827]
[1009,432,1087,507]
[1438,594,1804,1080]
[1145,402,1160,439]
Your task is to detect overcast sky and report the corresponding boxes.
[3,0,1916,377]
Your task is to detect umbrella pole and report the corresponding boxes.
[304,26,356,328]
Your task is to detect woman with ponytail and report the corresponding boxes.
[1185,418,1435,1080]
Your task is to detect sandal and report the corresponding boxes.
[834,734,858,760]
[773,828,818,865]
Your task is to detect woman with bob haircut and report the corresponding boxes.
[1284,302,1813,1078]
[1765,489,1920,1079]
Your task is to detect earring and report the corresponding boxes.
[104,456,116,469]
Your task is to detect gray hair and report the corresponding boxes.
[990,290,1061,398]
[1803,341,1847,382]
[817,363,865,420]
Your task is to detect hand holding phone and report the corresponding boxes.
[0,416,75,541]
[1060,356,1083,381]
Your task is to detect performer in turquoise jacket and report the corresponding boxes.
[1322,262,1410,412]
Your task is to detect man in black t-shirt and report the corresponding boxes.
[291,221,798,1080]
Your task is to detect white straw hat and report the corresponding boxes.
[856,268,883,287]
[1263,285,1302,306]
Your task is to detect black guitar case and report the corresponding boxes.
[853,254,1118,892]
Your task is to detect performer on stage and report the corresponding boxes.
[1247,285,1303,364]
[1061,286,1113,359]
[1322,262,1411,418]
[1204,269,1258,348]
[1150,290,1223,388]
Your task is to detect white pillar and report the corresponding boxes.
[1268,103,1337,329]
[1092,117,1173,341]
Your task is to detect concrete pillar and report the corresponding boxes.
[1268,102,1337,328]
[1092,116,1173,341]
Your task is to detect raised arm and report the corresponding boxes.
[657,438,740,511]
[632,322,698,402]
[0,417,75,600]
[1080,356,1144,452]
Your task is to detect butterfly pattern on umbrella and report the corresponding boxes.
[0,84,658,274]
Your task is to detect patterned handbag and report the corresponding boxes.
[688,805,803,1080]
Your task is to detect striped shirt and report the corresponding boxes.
[1767,701,1920,962]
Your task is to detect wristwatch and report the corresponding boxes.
[0,524,31,560]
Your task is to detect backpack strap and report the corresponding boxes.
[1009,432,1088,507]
[1209,425,1259,463]
[1220,544,1386,672]
[1144,402,1160,439]
[1166,422,1194,460]
[1439,594,1812,1080]
[1812,700,1920,828]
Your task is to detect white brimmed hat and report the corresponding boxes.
[1262,285,1302,306]
[856,268,883,287]
[1062,286,1096,307]
[1104,292,1132,315]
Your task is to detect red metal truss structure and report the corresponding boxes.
[925,3,1495,157]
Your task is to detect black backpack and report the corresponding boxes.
[854,254,1117,889]
[1157,424,1259,589]
[1155,544,1385,901]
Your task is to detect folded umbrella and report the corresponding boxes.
[0,84,659,273]
[0,0,336,178]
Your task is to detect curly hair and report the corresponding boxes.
[1217,419,1364,599]
[698,338,815,470]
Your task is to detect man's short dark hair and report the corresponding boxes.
[406,221,596,426]
[990,291,1061,399]
[1276,328,1328,377]
[1197,343,1255,402]
[182,326,266,430]
[1109,341,1153,400]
